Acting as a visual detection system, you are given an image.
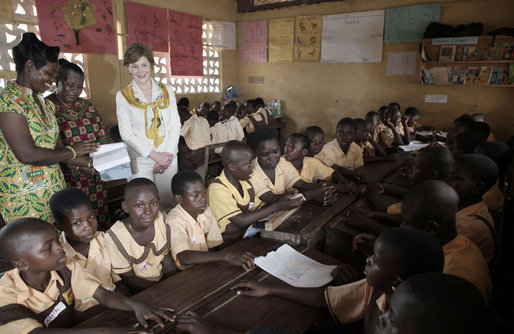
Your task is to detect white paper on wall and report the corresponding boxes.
[210,21,236,50]
[386,52,417,75]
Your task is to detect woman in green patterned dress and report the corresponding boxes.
[46,59,112,229]
[0,33,98,224]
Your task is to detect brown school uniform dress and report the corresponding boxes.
[239,107,276,134]
[482,180,504,213]
[178,114,211,172]
[0,261,101,333]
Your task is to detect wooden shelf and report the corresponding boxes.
[419,83,513,87]
[422,60,513,65]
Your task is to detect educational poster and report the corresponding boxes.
[386,52,417,75]
[36,0,116,54]
[210,21,236,50]
[321,10,384,63]
[294,15,322,62]
[241,20,267,63]
[268,18,294,63]
[168,10,203,76]
[384,3,441,44]
[126,2,168,52]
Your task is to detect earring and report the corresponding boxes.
[391,286,396,292]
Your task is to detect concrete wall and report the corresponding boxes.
[236,0,514,141]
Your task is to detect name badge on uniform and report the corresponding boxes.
[138,262,151,272]
[248,202,254,210]
[44,302,66,327]
[191,237,197,244]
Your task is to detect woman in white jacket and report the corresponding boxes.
[116,43,180,210]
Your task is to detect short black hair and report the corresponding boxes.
[124,177,158,200]
[220,140,253,166]
[388,102,400,111]
[49,188,91,224]
[453,115,476,131]
[177,97,190,107]
[394,273,491,334]
[366,111,378,119]
[455,154,498,192]
[13,32,59,73]
[378,227,444,280]
[354,118,367,130]
[0,218,55,259]
[473,141,512,181]
[305,126,324,137]
[56,58,84,84]
[289,133,310,150]
[417,145,454,179]
[378,106,389,120]
[246,99,257,109]
[251,127,278,151]
[254,97,265,107]
[212,100,221,106]
[171,171,203,196]
[454,132,486,155]
[206,109,219,122]
[337,117,356,132]
[473,122,491,142]
[405,107,420,117]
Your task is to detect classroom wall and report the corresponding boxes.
[236,0,514,141]
[86,0,237,127]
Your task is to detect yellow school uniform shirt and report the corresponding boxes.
[455,201,495,263]
[325,278,387,324]
[167,204,223,269]
[443,235,492,303]
[297,156,334,183]
[378,123,405,149]
[359,140,376,158]
[386,202,402,215]
[239,108,272,133]
[104,212,171,282]
[482,180,504,213]
[487,132,495,141]
[180,114,211,150]
[0,261,101,333]
[250,157,301,198]
[317,139,364,169]
[60,232,119,311]
[372,124,384,143]
[207,170,263,233]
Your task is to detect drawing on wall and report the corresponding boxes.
[294,15,322,61]
[168,10,203,76]
[36,0,116,54]
[242,20,267,63]
[126,2,168,52]
[268,18,294,63]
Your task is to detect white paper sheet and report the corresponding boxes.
[254,244,337,288]
[386,52,417,75]
[398,140,430,152]
[321,10,384,63]
[90,143,132,181]
[210,21,236,50]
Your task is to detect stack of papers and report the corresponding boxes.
[90,143,132,181]
[254,244,337,287]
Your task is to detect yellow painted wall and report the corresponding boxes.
[86,0,237,127]
[236,0,514,141]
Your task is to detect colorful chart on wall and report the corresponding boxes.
[384,3,441,44]
[321,10,384,63]
[168,10,203,76]
[294,15,322,62]
[126,2,168,52]
[268,18,294,63]
[36,0,116,54]
[241,20,267,63]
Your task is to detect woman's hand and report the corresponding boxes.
[153,163,166,174]
[71,139,99,157]
[149,150,173,168]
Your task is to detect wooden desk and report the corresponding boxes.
[260,158,407,250]
[76,238,339,333]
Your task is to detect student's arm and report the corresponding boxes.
[401,119,411,144]
[381,183,409,198]
[161,253,180,279]
[231,281,326,309]
[176,311,241,334]
[386,121,404,146]
[30,327,151,333]
[177,250,255,271]
[119,270,156,292]
[366,212,403,227]
[368,138,387,157]
[293,180,337,204]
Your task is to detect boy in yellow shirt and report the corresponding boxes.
[0,218,173,332]
[167,171,254,270]
[104,178,178,292]
[50,188,127,312]
[304,126,325,157]
[354,118,386,160]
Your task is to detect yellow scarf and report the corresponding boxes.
[121,82,170,147]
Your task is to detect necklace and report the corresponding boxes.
[56,93,74,112]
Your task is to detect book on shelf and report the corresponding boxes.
[439,45,456,62]
[509,64,514,85]
[464,66,481,85]
[431,66,450,84]
[421,68,434,84]
[477,67,492,85]
[501,42,513,60]
[421,47,432,61]
[451,67,467,84]
[454,46,463,61]
[462,46,476,61]
[489,67,508,85]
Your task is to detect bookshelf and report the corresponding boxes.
[419,35,514,87]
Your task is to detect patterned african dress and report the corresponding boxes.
[0,81,67,223]
[53,98,111,229]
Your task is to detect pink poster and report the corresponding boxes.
[126,2,168,52]
[168,10,203,76]
[36,0,116,54]
[242,20,267,63]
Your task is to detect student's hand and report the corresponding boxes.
[231,280,271,298]
[335,182,360,194]
[331,263,364,285]
[385,119,395,129]
[353,233,376,257]
[99,327,153,334]
[366,182,383,199]
[149,150,173,168]
[176,311,214,334]
[224,251,255,271]
[277,193,305,210]
[128,301,175,328]
[72,139,100,157]
[352,170,367,183]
